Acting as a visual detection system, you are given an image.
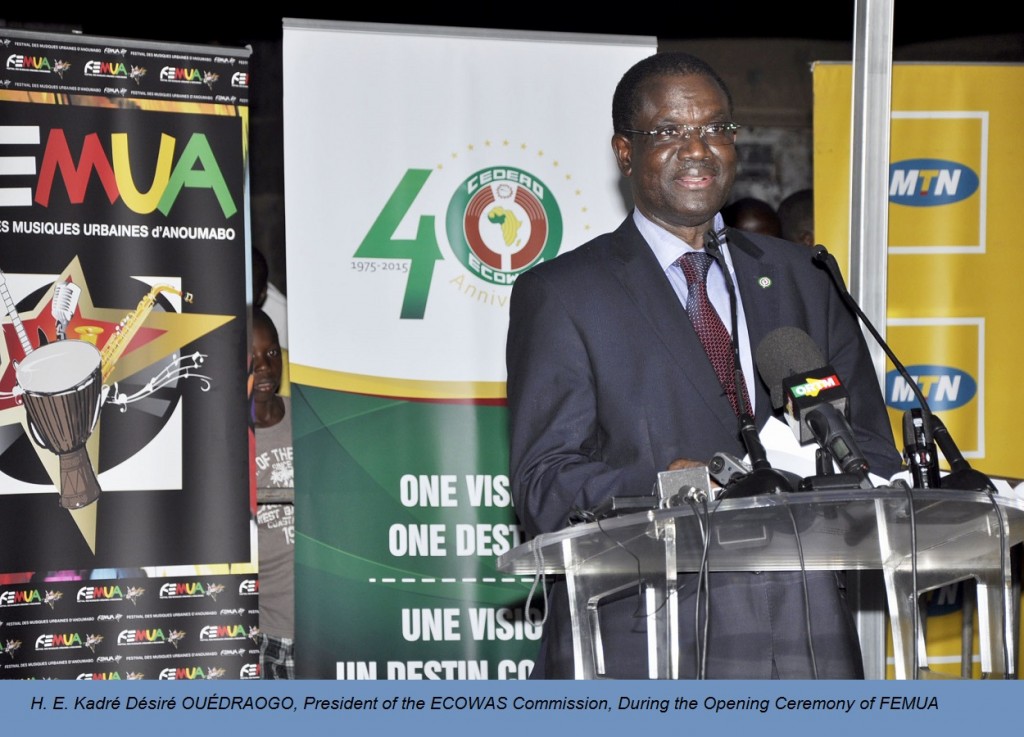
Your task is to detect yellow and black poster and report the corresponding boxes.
[814,62,1024,676]
[0,29,256,680]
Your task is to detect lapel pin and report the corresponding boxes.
[758,276,772,289]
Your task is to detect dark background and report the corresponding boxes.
[4,7,1022,292]
[4,5,1021,47]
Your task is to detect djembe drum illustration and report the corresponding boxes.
[2,268,195,509]
[15,340,104,509]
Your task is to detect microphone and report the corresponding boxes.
[930,415,995,491]
[805,402,870,477]
[708,451,749,487]
[812,244,992,492]
[51,281,81,341]
[903,408,941,489]
[704,230,793,498]
[755,326,873,488]
[754,326,849,442]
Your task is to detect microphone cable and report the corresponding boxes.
[706,229,751,420]
[685,491,712,679]
[812,244,936,430]
[782,497,818,679]
[898,481,920,679]
[524,534,552,631]
[710,230,817,675]
[559,508,650,678]
[592,511,652,624]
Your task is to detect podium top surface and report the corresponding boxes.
[497,487,1024,576]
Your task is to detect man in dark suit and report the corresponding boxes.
[506,52,902,679]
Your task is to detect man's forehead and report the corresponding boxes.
[637,73,731,112]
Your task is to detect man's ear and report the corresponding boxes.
[611,133,632,177]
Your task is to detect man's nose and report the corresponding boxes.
[676,131,711,159]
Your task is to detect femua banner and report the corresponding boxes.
[0,30,256,680]
[813,63,1024,676]
[282,20,655,679]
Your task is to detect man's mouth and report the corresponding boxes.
[675,171,716,189]
[674,164,718,189]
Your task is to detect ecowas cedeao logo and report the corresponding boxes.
[354,162,563,319]
[446,167,562,286]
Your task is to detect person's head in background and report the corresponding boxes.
[252,307,284,428]
[252,246,269,308]
[777,188,815,247]
[721,196,781,238]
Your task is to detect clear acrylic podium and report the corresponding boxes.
[497,488,1023,679]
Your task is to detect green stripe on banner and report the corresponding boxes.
[293,383,540,680]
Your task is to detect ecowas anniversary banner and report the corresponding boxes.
[814,63,1024,676]
[0,30,255,680]
[282,21,655,679]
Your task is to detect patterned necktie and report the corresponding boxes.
[677,250,751,416]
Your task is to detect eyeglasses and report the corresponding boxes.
[620,122,741,146]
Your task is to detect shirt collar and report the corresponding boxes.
[632,209,728,272]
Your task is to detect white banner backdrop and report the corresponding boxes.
[283,20,654,679]
[284,21,655,391]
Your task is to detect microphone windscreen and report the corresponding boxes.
[754,326,826,409]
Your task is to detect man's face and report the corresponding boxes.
[612,73,737,243]
[252,320,282,400]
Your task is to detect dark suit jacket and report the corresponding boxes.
[506,216,902,678]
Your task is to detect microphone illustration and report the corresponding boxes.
[51,281,81,341]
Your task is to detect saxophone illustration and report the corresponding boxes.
[100,284,193,382]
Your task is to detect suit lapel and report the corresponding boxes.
[606,218,739,435]
[726,228,778,426]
